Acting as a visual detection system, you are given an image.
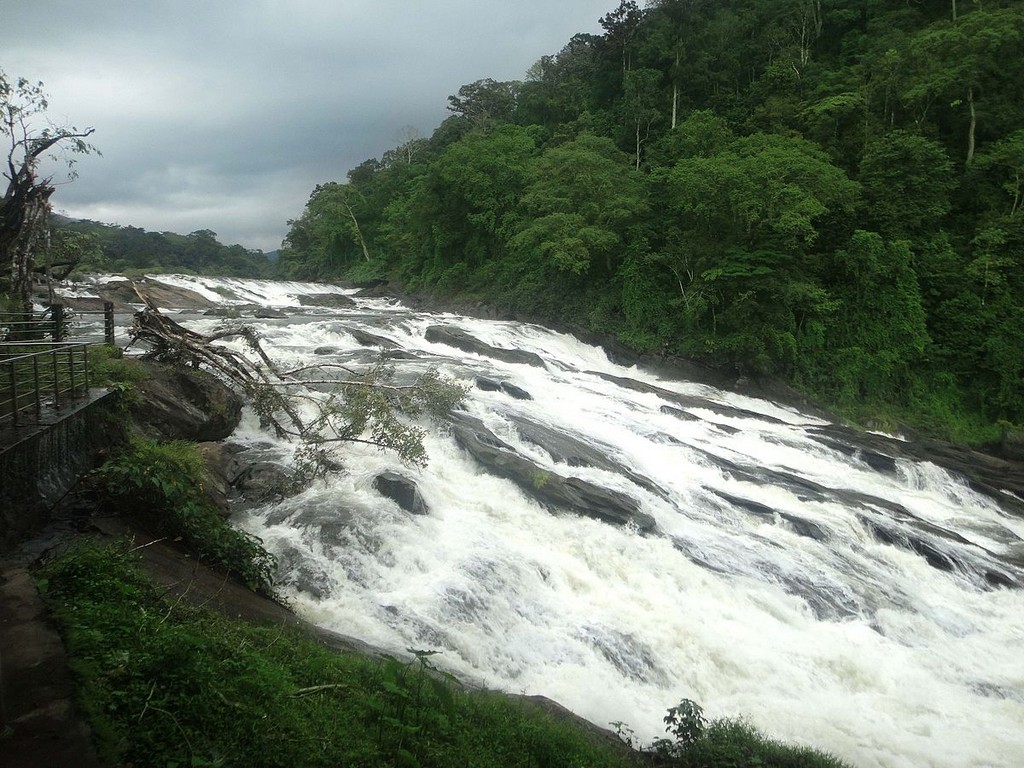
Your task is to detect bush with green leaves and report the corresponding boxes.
[90,439,276,594]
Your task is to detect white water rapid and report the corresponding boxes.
[100,275,1024,768]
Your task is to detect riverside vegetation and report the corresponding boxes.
[275,0,1024,446]
[39,541,850,768]
[35,348,850,766]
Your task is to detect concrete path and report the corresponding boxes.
[0,559,101,768]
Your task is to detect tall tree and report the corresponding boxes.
[1,70,96,311]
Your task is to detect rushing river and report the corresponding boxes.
[80,275,1024,768]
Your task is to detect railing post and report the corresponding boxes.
[83,343,90,391]
[67,346,76,397]
[104,301,115,345]
[33,355,42,419]
[7,360,17,427]
[52,304,65,342]
[51,348,60,409]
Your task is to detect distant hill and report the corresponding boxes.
[51,218,279,279]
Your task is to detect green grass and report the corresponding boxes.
[39,542,853,768]
[39,542,635,768]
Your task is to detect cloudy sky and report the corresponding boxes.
[2,1,614,251]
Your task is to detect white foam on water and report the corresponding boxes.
[170,277,1024,768]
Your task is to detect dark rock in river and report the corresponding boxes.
[82,278,216,311]
[426,325,545,368]
[660,405,699,422]
[197,442,246,516]
[130,363,242,442]
[500,382,532,400]
[347,327,398,348]
[373,472,428,515]
[475,377,533,400]
[254,307,288,318]
[449,412,655,531]
[476,377,501,392]
[507,415,669,501]
[314,345,339,355]
[233,461,296,504]
[592,371,786,425]
[296,293,356,308]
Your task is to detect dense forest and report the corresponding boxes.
[276,0,1023,442]
[50,217,274,278]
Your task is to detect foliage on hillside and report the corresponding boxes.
[51,217,274,278]
[279,0,1024,442]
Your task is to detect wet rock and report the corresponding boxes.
[425,325,545,368]
[778,512,828,542]
[660,405,699,422]
[508,415,668,501]
[204,307,242,318]
[806,429,898,474]
[351,280,394,298]
[373,471,428,515]
[381,349,419,361]
[1001,428,1024,462]
[296,293,357,308]
[130,363,242,442]
[277,546,334,600]
[592,371,786,424]
[475,377,533,400]
[233,461,296,503]
[711,488,775,518]
[314,345,339,355]
[449,412,655,531]
[197,442,246,516]
[348,327,397,348]
[91,278,215,310]
[476,377,501,392]
[500,382,532,400]
[254,307,288,318]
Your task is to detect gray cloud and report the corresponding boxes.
[2,0,613,251]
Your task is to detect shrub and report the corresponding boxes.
[90,439,276,594]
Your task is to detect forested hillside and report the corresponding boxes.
[278,0,1024,441]
[51,218,273,278]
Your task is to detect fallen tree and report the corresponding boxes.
[128,300,466,478]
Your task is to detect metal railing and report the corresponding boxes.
[0,302,115,345]
[0,342,92,428]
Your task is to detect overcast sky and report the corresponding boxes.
[2,1,614,251]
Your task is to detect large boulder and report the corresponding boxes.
[372,472,428,515]
[199,442,297,512]
[130,363,242,442]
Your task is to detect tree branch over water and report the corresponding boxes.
[129,302,467,477]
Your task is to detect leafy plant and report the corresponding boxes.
[90,439,276,594]
[370,649,460,767]
[664,698,707,748]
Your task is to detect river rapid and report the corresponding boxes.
[76,275,1024,768]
